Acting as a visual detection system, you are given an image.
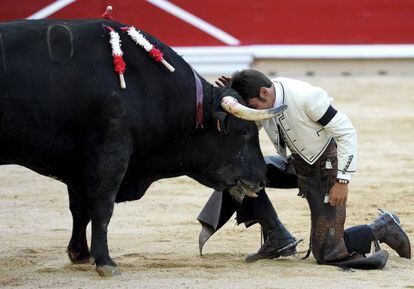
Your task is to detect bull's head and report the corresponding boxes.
[186,87,286,203]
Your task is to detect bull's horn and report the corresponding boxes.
[246,191,258,198]
[221,96,287,121]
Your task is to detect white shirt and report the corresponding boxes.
[260,77,357,181]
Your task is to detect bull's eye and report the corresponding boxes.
[241,130,248,136]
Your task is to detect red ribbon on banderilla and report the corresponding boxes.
[101,5,113,20]
[121,26,175,72]
[103,25,127,89]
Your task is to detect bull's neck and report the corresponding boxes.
[196,77,215,129]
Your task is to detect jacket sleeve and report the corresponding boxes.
[305,87,357,181]
[324,111,357,180]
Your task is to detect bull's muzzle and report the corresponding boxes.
[221,96,287,121]
[228,179,263,203]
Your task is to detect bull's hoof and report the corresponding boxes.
[67,249,91,264]
[96,265,121,277]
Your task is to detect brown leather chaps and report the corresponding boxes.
[293,141,350,263]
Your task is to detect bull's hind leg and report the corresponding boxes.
[67,186,91,264]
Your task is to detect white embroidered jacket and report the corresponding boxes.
[260,77,357,181]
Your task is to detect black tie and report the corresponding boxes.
[277,124,286,149]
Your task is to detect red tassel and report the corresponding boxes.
[113,55,126,74]
[101,6,113,20]
[149,48,163,62]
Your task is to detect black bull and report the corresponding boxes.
[0,19,267,275]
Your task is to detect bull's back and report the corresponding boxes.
[0,20,120,174]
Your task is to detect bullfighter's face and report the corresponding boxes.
[246,84,276,110]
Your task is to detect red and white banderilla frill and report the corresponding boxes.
[121,26,175,72]
[104,25,127,89]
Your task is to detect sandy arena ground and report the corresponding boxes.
[0,76,413,289]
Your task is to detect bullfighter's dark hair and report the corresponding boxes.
[230,69,273,101]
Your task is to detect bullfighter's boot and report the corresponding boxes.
[368,209,411,259]
[244,224,299,263]
[240,190,300,262]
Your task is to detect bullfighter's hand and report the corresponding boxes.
[328,182,348,206]
[215,76,231,87]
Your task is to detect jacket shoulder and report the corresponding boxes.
[274,77,322,93]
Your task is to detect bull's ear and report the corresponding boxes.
[214,111,229,135]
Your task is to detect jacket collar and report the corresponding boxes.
[272,79,285,108]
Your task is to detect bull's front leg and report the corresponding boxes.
[84,136,132,276]
[89,197,118,276]
[67,186,91,263]
[86,159,129,277]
